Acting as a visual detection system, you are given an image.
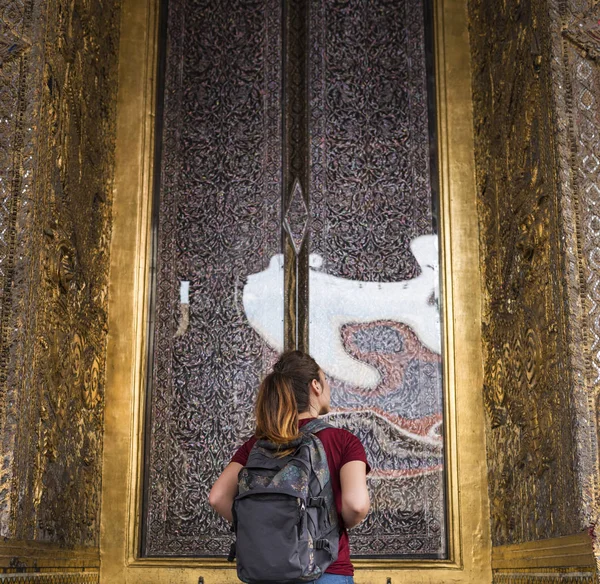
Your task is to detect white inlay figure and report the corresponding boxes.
[242,235,440,389]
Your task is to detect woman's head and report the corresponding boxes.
[255,350,330,444]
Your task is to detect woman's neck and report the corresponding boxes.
[298,412,316,420]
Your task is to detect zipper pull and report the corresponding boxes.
[298,499,306,533]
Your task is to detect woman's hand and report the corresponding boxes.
[208,462,243,523]
[339,460,370,529]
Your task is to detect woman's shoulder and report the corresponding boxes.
[230,434,258,466]
[317,423,370,471]
[316,423,365,451]
[319,422,361,440]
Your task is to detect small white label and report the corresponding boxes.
[180,280,190,304]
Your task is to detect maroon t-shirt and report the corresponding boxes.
[230,417,370,576]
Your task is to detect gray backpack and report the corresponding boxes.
[231,418,339,583]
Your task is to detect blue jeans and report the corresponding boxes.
[312,575,354,584]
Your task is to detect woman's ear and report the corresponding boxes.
[310,378,321,396]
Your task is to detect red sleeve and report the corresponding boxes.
[340,430,371,474]
[230,436,257,466]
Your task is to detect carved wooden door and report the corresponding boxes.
[142,0,445,559]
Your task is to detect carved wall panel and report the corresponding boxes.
[472,0,600,563]
[550,0,600,561]
[309,0,444,556]
[143,0,283,556]
[469,0,580,546]
[0,0,45,535]
[0,0,120,555]
[145,0,443,559]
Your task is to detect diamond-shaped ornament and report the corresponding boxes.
[284,178,309,255]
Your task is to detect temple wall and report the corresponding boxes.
[0,0,120,579]
[3,0,599,580]
[470,0,600,581]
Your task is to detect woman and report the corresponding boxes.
[209,350,371,584]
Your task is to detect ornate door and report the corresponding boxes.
[142,0,445,559]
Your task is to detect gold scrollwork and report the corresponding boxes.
[0,0,120,577]
[470,0,582,548]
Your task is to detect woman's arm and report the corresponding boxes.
[339,460,370,529]
[208,462,243,523]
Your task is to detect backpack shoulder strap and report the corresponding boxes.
[301,417,333,436]
[300,418,338,526]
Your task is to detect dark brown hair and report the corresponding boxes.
[255,350,321,445]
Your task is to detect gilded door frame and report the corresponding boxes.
[100,0,492,581]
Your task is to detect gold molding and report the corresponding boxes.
[0,541,99,570]
[492,534,596,570]
[0,574,100,582]
[100,0,492,581]
[100,0,158,580]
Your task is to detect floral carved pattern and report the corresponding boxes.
[145,0,443,558]
[143,0,282,556]
[310,0,436,282]
[309,0,444,557]
[555,0,600,558]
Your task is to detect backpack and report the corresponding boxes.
[230,418,340,584]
